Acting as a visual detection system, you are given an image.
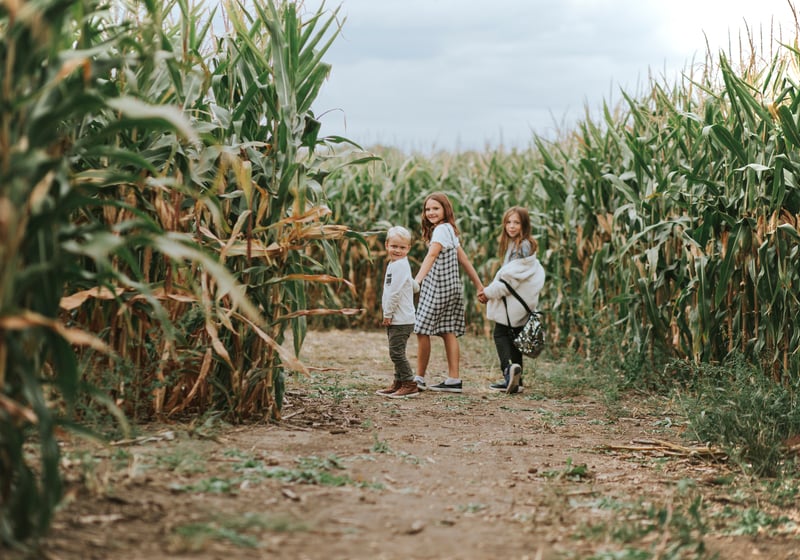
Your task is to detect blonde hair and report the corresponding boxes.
[386,225,412,244]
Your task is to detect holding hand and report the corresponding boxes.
[477,287,487,304]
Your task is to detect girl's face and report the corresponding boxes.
[424,198,445,225]
[505,212,522,239]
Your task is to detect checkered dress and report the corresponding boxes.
[414,244,466,337]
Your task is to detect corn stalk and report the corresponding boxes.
[1,0,366,545]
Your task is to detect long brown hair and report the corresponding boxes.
[420,192,459,242]
[498,206,537,257]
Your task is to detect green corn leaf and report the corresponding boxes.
[715,221,751,308]
[105,96,200,145]
[705,124,747,163]
[777,105,800,148]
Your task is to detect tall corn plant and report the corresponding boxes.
[0,0,204,545]
[1,0,364,546]
[55,0,371,422]
[170,0,371,419]
[531,35,800,378]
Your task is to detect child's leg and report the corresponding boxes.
[388,325,414,382]
[492,323,517,378]
[509,327,524,380]
[441,332,460,379]
[416,334,431,378]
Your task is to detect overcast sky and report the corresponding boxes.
[302,0,798,153]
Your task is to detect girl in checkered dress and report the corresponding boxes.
[412,193,483,393]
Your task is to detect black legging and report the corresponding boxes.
[493,322,523,380]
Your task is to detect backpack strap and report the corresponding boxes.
[501,296,513,327]
[499,279,534,315]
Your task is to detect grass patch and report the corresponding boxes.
[678,355,800,476]
[170,477,238,494]
[542,458,591,481]
[173,522,260,549]
[311,374,359,404]
[571,489,711,560]
[457,502,487,514]
[370,434,392,454]
[722,507,789,537]
[552,329,800,480]
[264,455,384,489]
[530,407,566,428]
[171,512,309,551]
[155,447,206,474]
[169,453,384,493]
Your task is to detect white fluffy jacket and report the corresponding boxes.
[484,255,545,327]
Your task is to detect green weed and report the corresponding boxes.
[155,448,206,474]
[764,479,800,507]
[542,458,591,481]
[173,523,259,549]
[726,508,789,536]
[370,435,392,454]
[395,451,421,465]
[679,355,800,476]
[313,375,356,404]
[262,455,383,488]
[457,502,487,514]
[170,477,238,494]
[574,492,711,560]
[531,408,566,427]
[110,448,131,471]
[172,512,303,551]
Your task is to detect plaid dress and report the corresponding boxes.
[414,229,466,337]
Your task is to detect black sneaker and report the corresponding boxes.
[415,377,427,391]
[488,380,524,393]
[507,363,522,394]
[429,380,462,393]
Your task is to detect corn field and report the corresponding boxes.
[3,0,800,548]
[318,29,800,383]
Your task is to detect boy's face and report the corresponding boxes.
[386,236,410,262]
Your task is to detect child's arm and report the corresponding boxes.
[457,246,484,291]
[414,242,442,285]
[482,277,511,301]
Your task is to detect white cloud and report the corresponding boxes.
[305,0,798,152]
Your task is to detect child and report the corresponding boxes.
[413,193,483,393]
[478,207,545,394]
[375,226,419,399]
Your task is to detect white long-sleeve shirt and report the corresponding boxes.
[382,257,416,325]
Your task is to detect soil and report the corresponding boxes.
[12,330,800,559]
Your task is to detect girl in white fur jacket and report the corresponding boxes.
[478,207,545,394]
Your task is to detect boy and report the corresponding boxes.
[375,226,419,398]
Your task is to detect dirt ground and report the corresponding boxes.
[13,330,800,559]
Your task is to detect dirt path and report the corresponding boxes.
[22,330,800,559]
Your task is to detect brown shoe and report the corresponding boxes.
[376,380,402,396]
[388,381,420,399]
